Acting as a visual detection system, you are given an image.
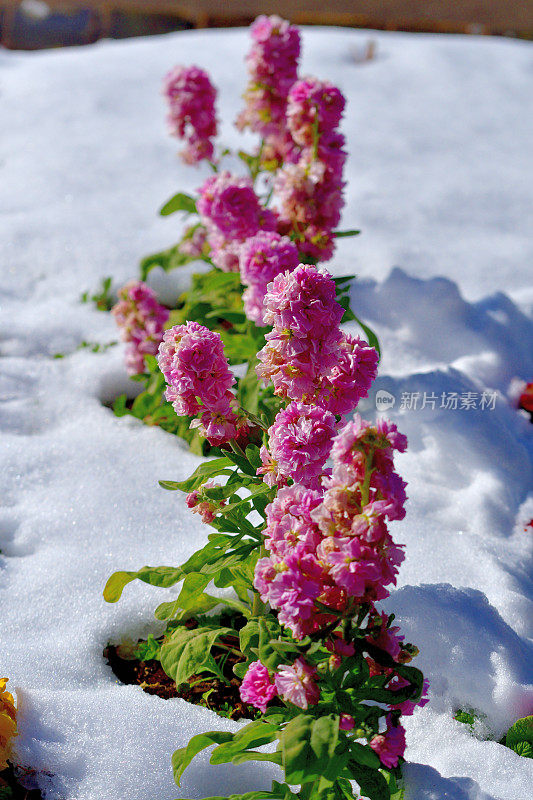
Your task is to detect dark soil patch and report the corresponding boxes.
[0,765,42,799]
[104,625,255,721]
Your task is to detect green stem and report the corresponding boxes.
[359,446,375,508]
[252,544,267,616]
[229,439,247,458]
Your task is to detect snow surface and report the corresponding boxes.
[1,25,532,800]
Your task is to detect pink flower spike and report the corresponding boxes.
[112,280,169,375]
[157,322,236,419]
[162,65,217,164]
[240,661,278,713]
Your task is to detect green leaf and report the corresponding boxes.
[210,720,279,764]
[172,731,234,785]
[506,715,533,750]
[245,444,263,470]
[160,192,197,216]
[206,309,247,324]
[112,394,128,417]
[175,572,212,609]
[155,595,220,621]
[349,742,380,769]
[103,565,183,603]
[232,751,283,765]
[334,229,361,238]
[280,715,315,785]
[237,357,261,413]
[240,619,260,656]
[160,457,234,493]
[512,741,533,758]
[160,625,234,686]
[348,761,390,800]
[140,243,199,280]
[351,313,381,358]
[258,618,286,670]
[310,714,339,762]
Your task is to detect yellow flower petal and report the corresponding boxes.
[0,679,17,769]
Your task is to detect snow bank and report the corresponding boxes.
[1,25,532,800]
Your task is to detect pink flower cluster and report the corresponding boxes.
[254,418,408,639]
[239,231,299,326]
[286,78,345,147]
[236,15,301,165]
[197,172,276,271]
[157,321,247,446]
[240,657,319,712]
[257,265,378,412]
[259,402,336,490]
[276,79,347,261]
[163,65,217,164]
[112,280,169,375]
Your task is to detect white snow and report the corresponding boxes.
[1,25,532,800]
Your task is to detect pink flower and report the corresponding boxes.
[274,127,347,261]
[275,658,320,709]
[286,78,345,147]
[369,718,406,768]
[112,280,169,375]
[157,322,234,416]
[186,480,225,524]
[240,661,278,713]
[326,635,355,658]
[237,15,300,162]
[254,551,326,638]
[265,402,337,488]
[262,484,323,558]
[339,714,355,731]
[198,172,267,242]
[318,334,379,416]
[239,231,299,326]
[388,677,430,716]
[366,613,404,661]
[256,265,344,402]
[162,65,217,164]
[191,401,249,447]
[179,225,208,259]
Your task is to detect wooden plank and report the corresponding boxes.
[1,1,532,35]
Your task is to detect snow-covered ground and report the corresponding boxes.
[1,25,532,800]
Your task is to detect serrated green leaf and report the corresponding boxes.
[512,741,533,758]
[506,715,533,750]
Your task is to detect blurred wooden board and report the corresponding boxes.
[2,0,533,42]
